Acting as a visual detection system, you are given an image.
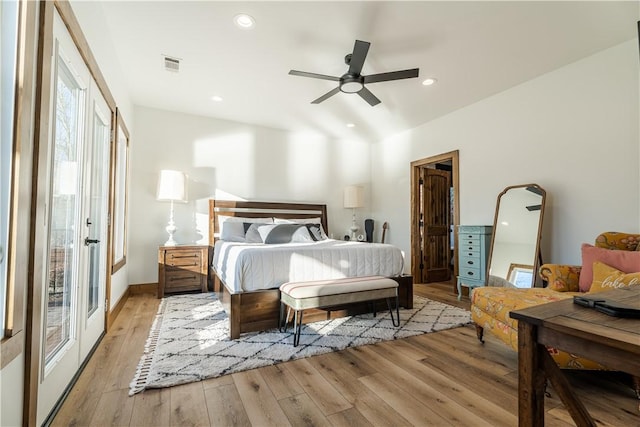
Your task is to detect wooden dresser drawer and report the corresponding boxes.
[459,266,482,281]
[164,249,202,270]
[460,255,482,269]
[460,249,480,258]
[158,245,209,298]
[164,270,202,291]
[459,234,480,244]
[460,242,481,252]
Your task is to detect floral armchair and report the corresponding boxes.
[471,232,640,397]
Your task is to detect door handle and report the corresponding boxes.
[84,238,100,246]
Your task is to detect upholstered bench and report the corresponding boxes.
[279,276,400,346]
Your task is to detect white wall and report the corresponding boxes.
[70,1,134,308]
[129,107,371,284]
[372,40,639,267]
[0,356,23,426]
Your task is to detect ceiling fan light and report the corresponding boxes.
[234,14,255,29]
[341,81,364,93]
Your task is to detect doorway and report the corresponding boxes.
[410,151,459,292]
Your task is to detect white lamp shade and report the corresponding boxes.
[156,170,187,202]
[343,185,364,208]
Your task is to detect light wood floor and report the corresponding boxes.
[52,282,639,426]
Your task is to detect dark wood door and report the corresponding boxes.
[420,168,451,283]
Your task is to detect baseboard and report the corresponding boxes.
[106,287,130,331]
[129,282,158,295]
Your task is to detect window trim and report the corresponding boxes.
[110,109,129,274]
[0,0,42,375]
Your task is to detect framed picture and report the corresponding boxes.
[111,109,129,273]
[507,263,534,288]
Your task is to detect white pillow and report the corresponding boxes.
[257,224,313,244]
[218,215,273,242]
[273,217,328,240]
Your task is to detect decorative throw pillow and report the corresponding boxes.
[243,223,270,243]
[257,224,313,244]
[274,218,328,239]
[579,244,640,292]
[218,215,273,242]
[588,261,640,293]
[304,224,325,241]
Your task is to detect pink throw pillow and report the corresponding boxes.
[579,244,640,292]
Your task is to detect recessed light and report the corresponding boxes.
[346,123,355,128]
[234,14,255,29]
[211,95,223,102]
[422,78,437,86]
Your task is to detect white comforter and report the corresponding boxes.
[213,239,404,293]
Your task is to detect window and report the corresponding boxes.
[0,0,20,340]
[111,110,129,273]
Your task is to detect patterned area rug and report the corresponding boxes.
[129,292,470,395]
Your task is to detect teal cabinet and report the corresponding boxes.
[457,225,492,300]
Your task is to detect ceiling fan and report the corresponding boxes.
[289,40,419,106]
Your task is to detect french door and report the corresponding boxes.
[36,10,110,423]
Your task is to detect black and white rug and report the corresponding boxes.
[129,292,470,395]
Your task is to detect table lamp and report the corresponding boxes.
[156,170,187,246]
[343,185,364,241]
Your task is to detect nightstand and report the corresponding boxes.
[158,245,208,298]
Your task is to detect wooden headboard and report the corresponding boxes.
[208,200,328,245]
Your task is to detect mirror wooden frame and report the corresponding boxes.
[486,183,546,288]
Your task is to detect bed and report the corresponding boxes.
[208,199,413,339]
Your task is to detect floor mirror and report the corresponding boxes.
[486,183,546,288]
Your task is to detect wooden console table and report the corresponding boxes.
[510,286,640,427]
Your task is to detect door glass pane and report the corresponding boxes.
[87,108,109,317]
[45,56,83,363]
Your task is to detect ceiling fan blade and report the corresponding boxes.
[348,40,370,75]
[289,70,340,82]
[363,68,419,84]
[311,87,341,104]
[358,87,381,106]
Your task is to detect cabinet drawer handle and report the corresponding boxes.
[171,254,198,259]
[467,260,475,265]
[468,247,473,251]
[169,262,198,267]
[467,252,474,257]
[466,271,475,276]
[466,235,473,238]
[169,275,197,281]
[467,241,474,245]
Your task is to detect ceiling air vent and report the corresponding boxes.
[163,55,180,72]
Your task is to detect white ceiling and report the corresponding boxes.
[98,1,639,141]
